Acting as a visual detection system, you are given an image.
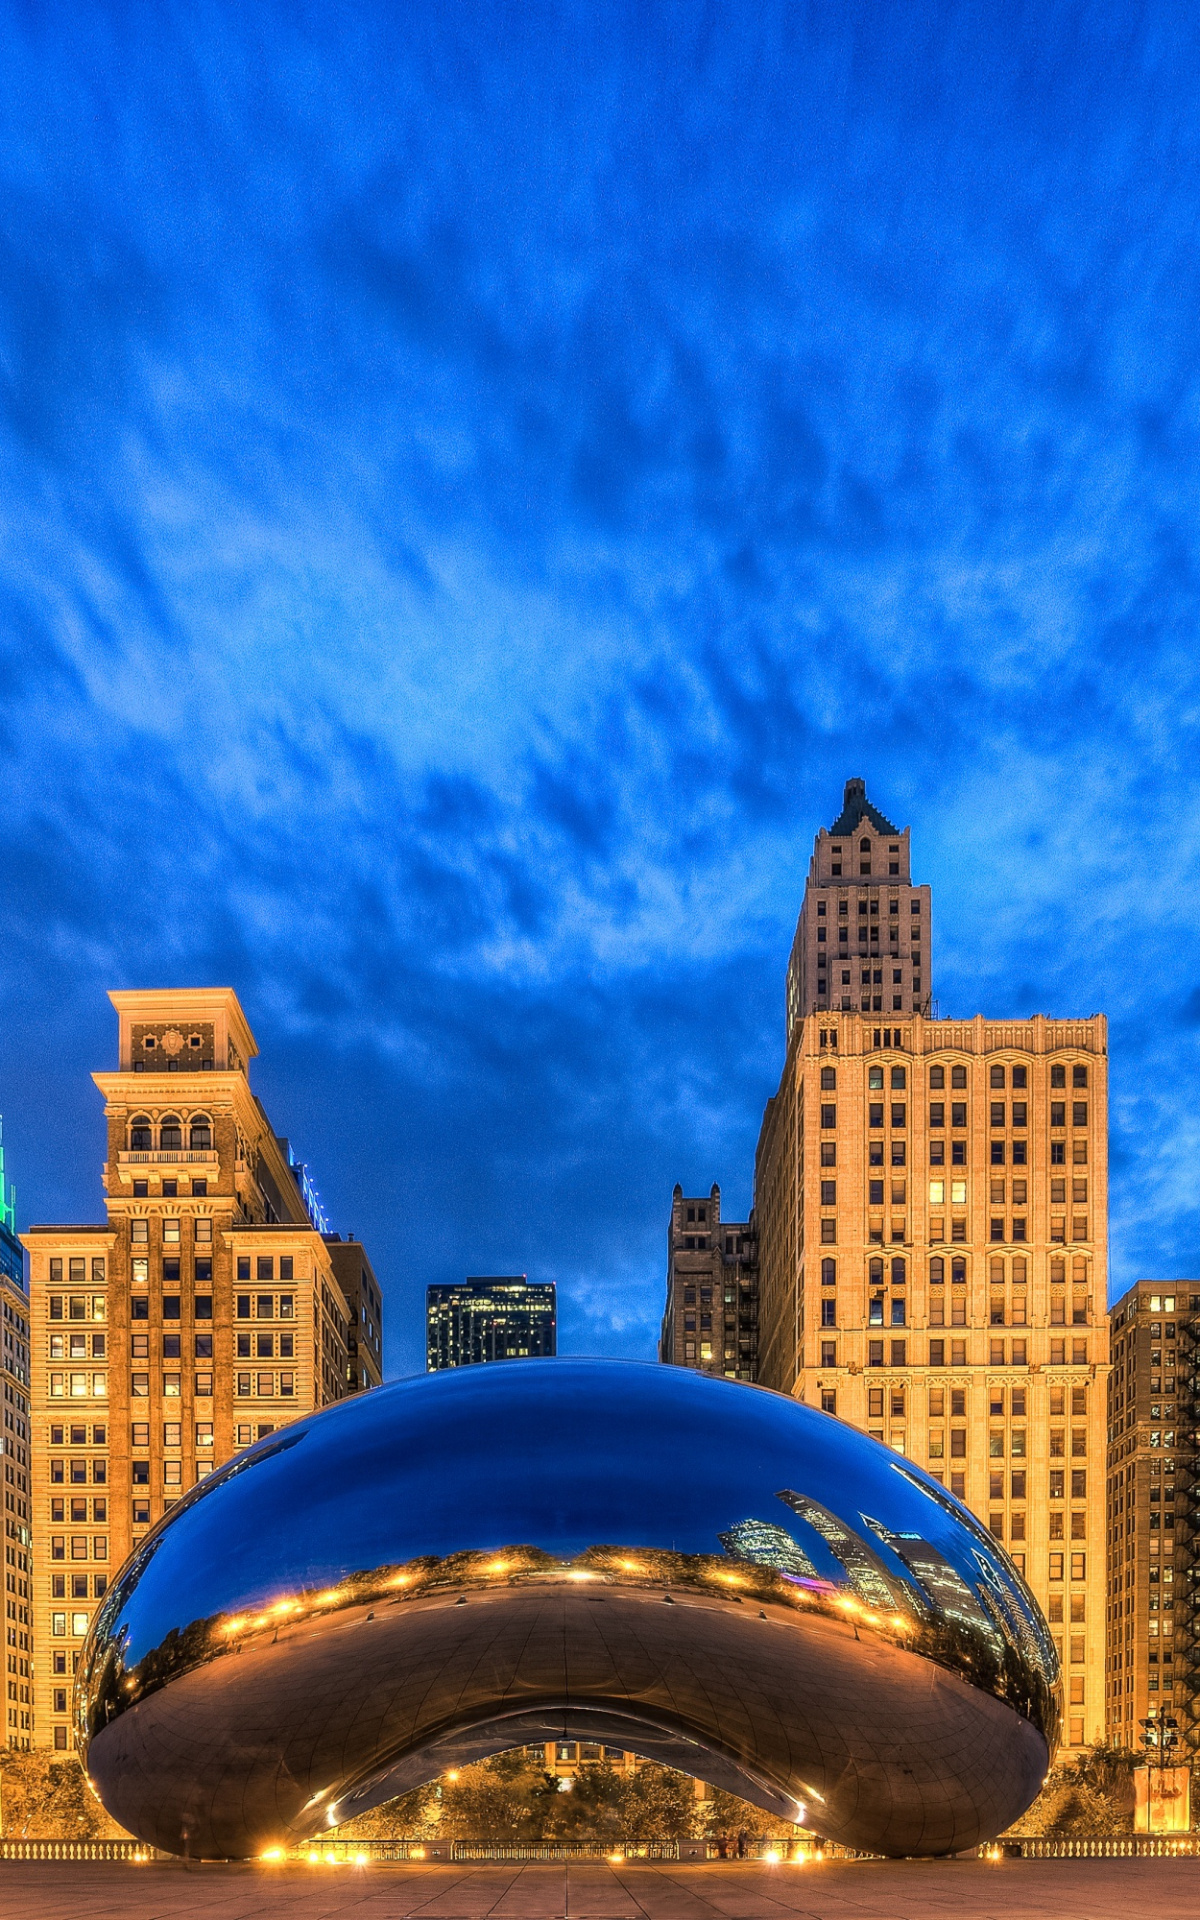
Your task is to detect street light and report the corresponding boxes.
[1139,1711,1182,1834]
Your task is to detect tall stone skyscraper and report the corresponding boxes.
[0,1121,31,1748]
[785,777,932,1037]
[24,988,382,1752]
[1105,1281,1199,1750]
[755,781,1110,1756]
[658,1184,758,1381]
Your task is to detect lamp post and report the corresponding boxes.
[1138,1711,1181,1833]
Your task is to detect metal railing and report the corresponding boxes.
[117,1150,218,1166]
[0,1840,167,1861]
[987,1835,1200,1858]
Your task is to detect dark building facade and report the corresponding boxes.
[426,1278,556,1371]
[1,1119,31,1747]
[1105,1280,1200,1754]
[659,1185,758,1380]
[323,1235,384,1392]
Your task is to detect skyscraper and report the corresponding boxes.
[323,1234,385,1392]
[658,1183,758,1379]
[0,1119,32,1747]
[24,988,382,1752]
[1106,1281,1200,1749]
[755,782,1110,1756]
[785,777,932,1036]
[426,1278,556,1370]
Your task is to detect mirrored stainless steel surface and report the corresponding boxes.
[78,1360,1058,1858]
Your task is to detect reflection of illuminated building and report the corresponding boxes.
[862,1518,991,1636]
[718,1519,817,1579]
[79,1362,1056,1861]
[25,988,377,1754]
[426,1278,556,1371]
[777,1491,913,1613]
[524,1740,637,1779]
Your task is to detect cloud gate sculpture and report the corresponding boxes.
[77,1360,1058,1859]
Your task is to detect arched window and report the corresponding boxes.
[868,1257,884,1287]
[820,1258,836,1286]
[189,1114,212,1150]
[1011,1256,1027,1285]
[129,1116,152,1151]
[891,1256,906,1287]
[859,838,871,853]
[159,1115,182,1151]
[951,1257,967,1285]
[989,1257,1005,1284]
[929,1256,944,1284]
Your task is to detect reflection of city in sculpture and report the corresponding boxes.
[78,1361,1058,1858]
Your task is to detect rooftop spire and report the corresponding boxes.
[829,776,898,838]
[0,1116,15,1236]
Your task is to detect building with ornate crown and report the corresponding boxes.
[23,988,383,1751]
[754,779,1110,1756]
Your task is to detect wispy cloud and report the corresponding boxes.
[1,3,1200,1370]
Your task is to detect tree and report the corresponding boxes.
[617,1764,698,1842]
[0,1752,129,1839]
[1006,1741,1138,1837]
[437,1752,551,1840]
[703,1787,781,1859]
[542,1762,624,1843]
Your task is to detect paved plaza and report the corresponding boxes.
[2,1857,1200,1920]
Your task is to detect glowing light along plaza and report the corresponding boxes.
[77,1359,1056,1859]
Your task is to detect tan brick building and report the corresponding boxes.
[1105,1281,1199,1747]
[658,1184,758,1380]
[1,1123,32,1748]
[756,786,1110,1756]
[785,776,932,1037]
[23,988,382,1751]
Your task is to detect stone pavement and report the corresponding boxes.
[2,1857,1200,1919]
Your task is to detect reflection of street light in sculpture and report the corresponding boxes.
[76,1360,1059,1860]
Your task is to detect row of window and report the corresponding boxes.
[819,1100,1089,1131]
[818,1335,1090,1367]
[127,1115,212,1150]
[235,1372,296,1397]
[815,1255,1089,1285]
[49,1574,105,1600]
[817,1215,1091,1247]
[816,1064,1088,1091]
[823,842,910,873]
[46,1259,106,1284]
[47,1374,107,1398]
[128,1220,213,1247]
[861,1385,1082,1421]
[49,1496,107,1521]
[130,1181,209,1202]
[816,883,918,908]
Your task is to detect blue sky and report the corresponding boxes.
[2,3,1199,1376]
